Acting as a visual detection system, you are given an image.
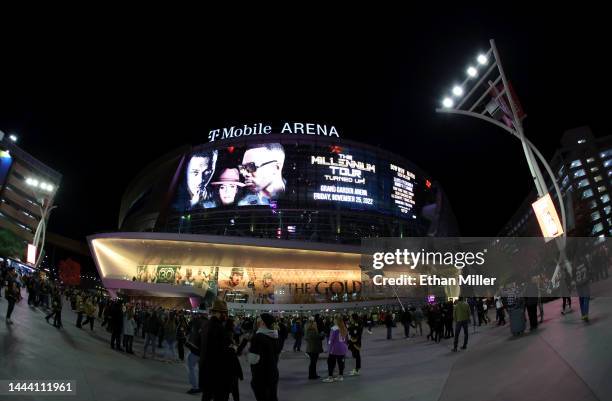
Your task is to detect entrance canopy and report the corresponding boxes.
[88,232,362,300]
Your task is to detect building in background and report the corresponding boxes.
[500,126,612,238]
[0,133,62,257]
[91,130,459,310]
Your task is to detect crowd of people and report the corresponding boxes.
[2,252,610,401]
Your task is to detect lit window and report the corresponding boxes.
[582,189,594,199]
[578,139,586,144]
[570,159,583,168]
[598,185,606,193]
[592,223,604,235]
[574,169,586,178]
[608,218,612,226]
[594,175,603,182]
[601,194,611,204]
[587,157,595,163]
[591,211,601,221]
[605,205,612,215]
[590,200,598,209]
[604,160,612,168]
[600,149,612,160]
[591,167,599,173]
[577,179,590,188]
[562,176,570,187]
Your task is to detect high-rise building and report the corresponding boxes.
[500,126,612,238]
[0,134,62,244]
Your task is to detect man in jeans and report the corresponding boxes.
[184,313,205,395]
[453,297,470,352]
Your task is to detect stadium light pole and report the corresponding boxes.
[435,39,570,282]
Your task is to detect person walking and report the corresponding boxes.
[444,301,454,337]
[561,267,573,315]
[537,274,545,323]
[322,315,349,383]
[292,320,304,352]
[185,313,205,395]
[400,308,412,339]
[413,306,424,336]
[305,317,323,380]
[495,296,506,325]
[163,312,178,361]
[574,253,592,322]
[248,313,280,401]
[432,305,444,343]
[347,314,363,376]
[75,292,84,328]
[452,297,470,352]
[176,311,188,361]
[45,288,62,328]
[4,281,18,324]
[143,310,160,359]
[384,311,393,340]
[525,277,539,331]
[81,297,97,331]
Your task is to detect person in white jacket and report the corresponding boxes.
[122,309,137,354]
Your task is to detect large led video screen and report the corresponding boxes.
[173,142,422,218]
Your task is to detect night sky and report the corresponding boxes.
[0,12,607,241]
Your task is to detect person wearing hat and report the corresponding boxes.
[210,168,245,207]
[248,313,280,401]
[199,299,236,401]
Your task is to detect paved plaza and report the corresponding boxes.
[1,279,611,401]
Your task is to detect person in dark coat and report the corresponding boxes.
[199,299,235,401]
[110,300,124,351]
[400,308,412,338]
[347,314,363,375]
[305,317,323,379]
[248,313,280,401]
[384,311,394,340]
[277,319,288,352]
[225,318,244,401]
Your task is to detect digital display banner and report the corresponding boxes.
[173,142,423,218]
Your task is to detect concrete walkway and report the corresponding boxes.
[1,279,611,401]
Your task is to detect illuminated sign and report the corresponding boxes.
[532,193,564,242]
[312,153,375,206]
[27,244,37,264]
[208,122,340,142]
[174,142,423,219]
[390,164,416,214]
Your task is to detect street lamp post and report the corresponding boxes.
[435,39,570,282]
[25,178,58,268]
